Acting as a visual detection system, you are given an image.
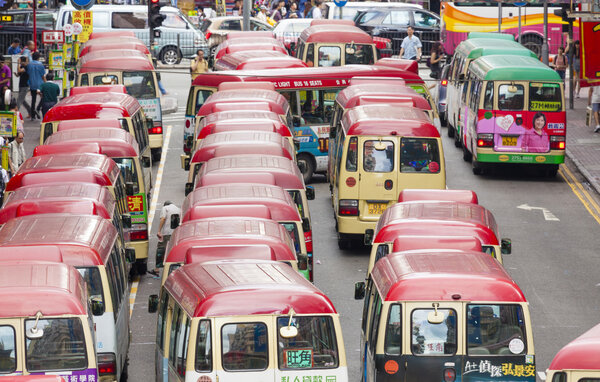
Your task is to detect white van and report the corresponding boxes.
[57,4,208,65]
[324,1,424,20]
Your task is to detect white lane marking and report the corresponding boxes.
[538,371,547,380]
[517,204,560,221]
[129,124,172,318]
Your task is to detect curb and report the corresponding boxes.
[565,147,600,195]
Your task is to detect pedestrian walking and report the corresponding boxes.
[554,46,567,80]
[271,0,285,21]
[428,41,444,79]
[39,72,60,117]
[256,4,269,22]
[22,40,35,59]
[148,200,181,277]
[26,52,45,120]
[190,49,208,81]
[0,56,11,103]
[399,26,422,61]
[286,2,301,18]
[0,164,8,205]
[8,131,25,176]
[311,0,323,18]
[569,40,581,97]
[7,38,22,55]
[15,56,32,119]
[589,85,600,133]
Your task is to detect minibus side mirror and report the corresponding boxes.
[293,116,302,127]
[26,312,44,339]
[306,186,315,200]
[125,248,136,263]
[501,238,512,254]
[458,73,465,81]
[142,156,151,168]
[125,182,136,196]
[301,217,310,232]
[354,281,365,300]
[280,325,298,338]
[148,295,159,313]
[364,229,374,246]
[121,214,132,229]
[68,71,75,81]
[170,214,180,229]
[427,310,445,324]
[91,298,105,316]
[185,182,193,196]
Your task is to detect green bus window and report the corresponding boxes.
[346,137,358,172]
[411,308,457,355]
[195,320,212,372]
[483,82,494,110]
[0,325,16,373]
[221,323,268,371]
[529,83,562,112]
[385,304,402,355]
[467,304,526,355]
[498,84,524,111]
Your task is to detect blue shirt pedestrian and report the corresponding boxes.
[7,46,22,55]
[26,59,45,90]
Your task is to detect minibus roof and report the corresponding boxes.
[198,155,305,190]
[164,259,336,317]
[0,214,118,267]
[469,54,562,81]
[217,81,276,92]
[199,119,292,139]
[79,41,150,58]
[84,35,140,45]
[185,245,281,264]
[33,142,103,156]
[310,19,354,26]
[186,204,272,221]
[69,85,127,96]
[191,131,294,163]
[0,261,87,317]
[398,189,479,204]
[183,183,301,222]
[198,89,290,117]
[299,24,373,44]
[215,38,287,59]
[79,51,154,73]
[336,83,426,109]
[374,201,499,244]
[455,38,535,59]
[371,250,526,302]
[0,199,113,224]
[197,172,276,187]
[392,235,482,253]
[202,109,280,124]
[374,58,419,75]
[165,217,296,263]
[192,64,424,89]
[57,118,123,131]
[43,128,140,157]
[216,51,307,71]
[43,92,140,122]
[349,77,406,87]
[212,102,279,114]
[88,30,137,39]
[342,105,438,137]
[227,31,274,40]
[7,153,120,192]
[548,322,600,371]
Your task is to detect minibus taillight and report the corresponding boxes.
[443,368,456,382]
[149,126,163,135]
[441,79,448,86]
[130,229,148,241]
[98,353,117,376]
[185,119,191,128]
[550,135,565,150]
[339,200,359,216]
[477,133,494,147]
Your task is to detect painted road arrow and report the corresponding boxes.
[517,204,560,221]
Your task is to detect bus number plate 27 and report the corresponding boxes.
[502,136,518,146]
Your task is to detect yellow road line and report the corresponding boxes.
[559,164,600,225]
[129,124,172,318]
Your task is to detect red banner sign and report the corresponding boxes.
[581,20,600,85]
[41,30,65,44]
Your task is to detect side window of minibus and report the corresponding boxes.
[306,44,315,67]
[105,260,120,320]
[196,320,212,372]
[345,137,358,172]
[368,294,382,352]
[470,80,480,110]
[80,74,89,86]
[551,372,566,382]
[461,74,469,103]
[169,305,182,366]
[483,82,494,110]
[361,280,373,332]
[176,315,190,377]
[385,304,401,355]
[0,325,16,373]
[335,131,344,176]
[157,292,169,349]
[374,244,389,265]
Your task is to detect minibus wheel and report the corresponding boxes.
[297,153,314,183]
[337,234,353,250]
[472,159,485,175]
[152,148,162,162]
[447,125,454,138]
[462,145,472,162]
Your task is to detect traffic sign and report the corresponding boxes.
[63,23,73,36]
[42,30,66,44]
[333,0,347,6]
[72,22,83,35]
[71,0,94,11]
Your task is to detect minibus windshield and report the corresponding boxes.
[0,325,16,372]
[400,138,441,173]
[77,268,105,309]
[114,158,139,188]
[277,316,339,369]
[25,318,87,371]
[529,83,562,112]
[123,71,157,99]
[345,44,375,65]
[467,304,527,355]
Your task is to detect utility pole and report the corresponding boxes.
[542,0,549,65]
[498,2,502,32]
[242,0,251,31]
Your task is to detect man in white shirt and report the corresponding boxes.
[148,201,181,277]
[8,131,25,175]
[399,26,422,61]
[589,85,600,132]
[311,0,323,19]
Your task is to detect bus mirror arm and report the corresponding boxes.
[91,299,105,316]
[26,312,44,339]
[171,214,180,229]
[501,238,512,254]
[280,308,298,338]
[354,282,365,300]
[148,295,159,313]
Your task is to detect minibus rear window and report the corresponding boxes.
[529,83,562,112]
[498,84,524,111]
[93,75,118,86]
[400,138,441,173]
[221,323,268,371]
[363,140,394,172]
[385,304,402,355]
[467,304,526,355]
[195,320,212,372]
[77,268,104,313]
[124,71,158,100]
[411,308,457,355]
[346,137,358,172]
[345,44,375,65]
[25,318,88,371]
[277,316,339,369]
[114,158,140,189]
[0,325,16,373]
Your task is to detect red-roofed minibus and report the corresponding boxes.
[397,189,479,204]
[41,129,152,273]
[0,214,133,382]
[79,41,151,60]
[69,85,127,96]
[227,31,275,40]
[159,217,299,285]
[0,261,98,379]
[75,53,163,160]
[330,105,445,249]
[214,50,307,71]
[185,131,296,190]
[40,92,150,157]
[187,64,428,182]
[355,250,535,382]
[88,31,137,39]
[296,23,377,67]
[148,259,348,382]
[214,38,288,60]
[546,322,600,381]
[183,183,312,280]
[367,200,512,274]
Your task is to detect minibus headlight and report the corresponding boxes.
[550,135,565,150]
[339,199,359,216]
[477,133,494,147]
[98,353,117,376]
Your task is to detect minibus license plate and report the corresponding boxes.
[368,203,388,215]
[502,136,518,146]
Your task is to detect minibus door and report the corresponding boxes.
[0,320,20,375]
[357,137,397,222]
[215,317,275,382]
[400,302,463,382]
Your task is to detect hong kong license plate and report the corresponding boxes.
[368,203,388,215]
[502,136,518,146]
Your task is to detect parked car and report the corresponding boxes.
[200,16,273,57]
[433,64,450,127]
[0,9,55,54]
[272,18,311,55]
[354,6,440,56]
[323,1,425,21]
[56,4,208,65]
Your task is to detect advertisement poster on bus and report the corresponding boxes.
[580,20,600,84]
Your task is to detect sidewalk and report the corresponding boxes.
[564,88,600,194]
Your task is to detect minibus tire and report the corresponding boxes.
[462,145,472,162]
[297,153,314,183]
[447,125,454,138]
[120,359,128,382]
[136,260,147,275]
[152,148,162,162]
[472,159,484,175]
[337,234,353,250]
[454,130,462,148]
[545,164,559,178]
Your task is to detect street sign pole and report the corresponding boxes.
[498,2,502,33]
[542,0,549,65]
[334,0,347,19]
[518,6,521,43]
[242,0,250,31]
